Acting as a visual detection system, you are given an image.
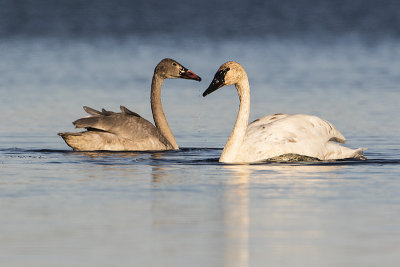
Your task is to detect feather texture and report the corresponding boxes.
[58,58,202,151]
[203,61,364,163]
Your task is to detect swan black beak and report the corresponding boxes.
[180,67,202,81]
[202,79,224,97]
[202,67,229,97]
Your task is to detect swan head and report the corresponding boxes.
[155,58,201,81]
[203,61,245,97]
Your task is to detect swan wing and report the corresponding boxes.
[120,105,142,117]
[239,114,353,161]
[248,113,290,128]
[83,106,103,116]
[246,114,345,144]
[73,107,171,147]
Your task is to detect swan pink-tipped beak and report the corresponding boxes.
[180,69,202,81]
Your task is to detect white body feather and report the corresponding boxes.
[236,114,362,163]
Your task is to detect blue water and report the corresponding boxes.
[1,1,400,266]
[1,0,400,39]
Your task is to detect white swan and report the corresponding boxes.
[59,58,201,151]
[203,61,364,163]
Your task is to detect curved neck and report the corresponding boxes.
[150,74,178,149]
[219,78,250,163]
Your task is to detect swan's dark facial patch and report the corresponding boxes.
[213,68,230,87]
[203,67,230,97]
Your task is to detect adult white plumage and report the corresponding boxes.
[203,61,364,163]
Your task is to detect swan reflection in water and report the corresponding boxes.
[69,149,345,267]
[222,163,345,266]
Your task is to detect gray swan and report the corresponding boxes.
[203,61,364,163]
[59,58,201,151]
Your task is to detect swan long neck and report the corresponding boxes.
[150,73,178,149]
[220,77,250,163]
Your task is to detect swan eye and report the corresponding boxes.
[215,67,230,82]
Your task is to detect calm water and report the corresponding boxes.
[1,2,400,264]
[1,36,399,267]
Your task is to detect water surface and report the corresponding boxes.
[1,35,400,266]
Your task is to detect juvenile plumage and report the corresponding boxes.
[59,58,201,151]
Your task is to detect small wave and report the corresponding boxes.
[1,147,399,166]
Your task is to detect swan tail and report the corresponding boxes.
[352,148,367,160]
[58,131,118,151]
[58,132,86,150]
[325,142,366,160]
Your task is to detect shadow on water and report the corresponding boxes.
[1,147,399,167]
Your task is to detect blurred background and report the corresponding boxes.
[1,0,400,40]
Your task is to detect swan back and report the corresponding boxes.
[247,114,346,144]
[238,114,351,162]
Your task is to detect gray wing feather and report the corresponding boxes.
[83,106,102,115]
[101,108,116,116]
[120,105,141,117]
[72,107,171,148]
[83,106,118,116]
